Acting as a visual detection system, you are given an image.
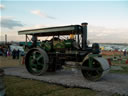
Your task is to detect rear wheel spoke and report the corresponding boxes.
[37,55,43,61]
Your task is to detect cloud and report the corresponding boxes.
[88,25,128,43]
[0,4,5,9]
[20,24,49,30]
[0,17,24,29]
[31,10,55,19]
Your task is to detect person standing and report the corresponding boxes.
[7,50,10,56]
[12,49,16,59]
[123,49,127,56]
[16,49,20,59]
[31,34,37,48]
[3,48,7,57]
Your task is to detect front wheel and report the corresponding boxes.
[81,57,110,81]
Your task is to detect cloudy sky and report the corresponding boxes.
[0,0,128,43]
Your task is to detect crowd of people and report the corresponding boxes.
[0,46,20,59]
[12,49,20,59]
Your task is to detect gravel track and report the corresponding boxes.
[3,67,128,95]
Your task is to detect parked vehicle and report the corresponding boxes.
[0,68,5,96]
[18,22,110,81]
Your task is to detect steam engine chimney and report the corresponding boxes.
[81,22,88,50]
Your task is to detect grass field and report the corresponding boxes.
[4,76,98,96]
[102,55,128,74]
[110,66,128,74]
[1,55,128,74]
[4,76,122,96]
[0,56,125,96]
[4,76,123,96]
[1,56,98,96]
[0,56,22,68]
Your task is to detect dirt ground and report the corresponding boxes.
[4,67,128,95]
[1,56,128,95]
[0,56,23,68]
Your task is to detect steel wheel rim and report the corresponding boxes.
[25,48,49,75]
[28,50,44,73]
[81,59,103,81]
[25,48,48,75]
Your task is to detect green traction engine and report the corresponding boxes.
[18,22,110,81]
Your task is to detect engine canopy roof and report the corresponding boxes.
[18,25,82,36]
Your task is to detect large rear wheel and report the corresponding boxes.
[25,48,49,75]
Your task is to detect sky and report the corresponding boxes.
[0,0,128,43]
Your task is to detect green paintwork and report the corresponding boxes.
[64,40,72,48]
[28,51,44,73]
[41,42,51,51]
[88,54,100,68]
[54,42,65,49]
[40,40,73,51]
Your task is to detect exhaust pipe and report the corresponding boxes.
[81,22,88,50]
